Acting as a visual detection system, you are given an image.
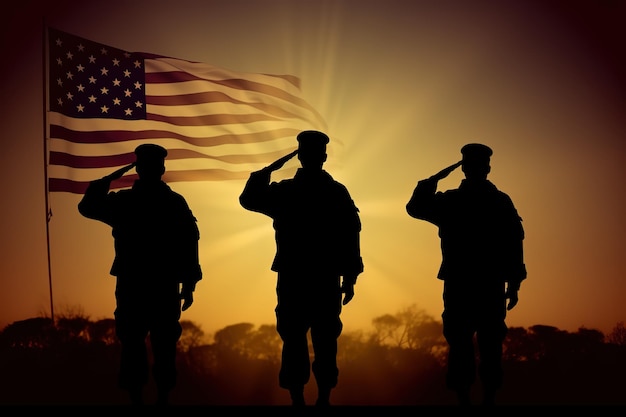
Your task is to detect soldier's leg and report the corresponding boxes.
[150,288,183,405]
[310,285,342,406]
[115,313,149,404]
[442,282,477,405]
[115,276,150,404]
[277,324,310,405]
[443,325,476,405]
[476,283,508,405]
[150,320,182,405]
[476,318,507,405]
[276,275,311,405]
[310,321,341,406]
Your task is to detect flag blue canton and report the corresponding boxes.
[48,28,147,120]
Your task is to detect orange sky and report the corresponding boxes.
[1,0,625,339]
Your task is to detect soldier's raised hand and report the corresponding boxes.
[264,149,298,172]
[103,163,136,182]
[430,161,462,181]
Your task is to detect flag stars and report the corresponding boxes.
[50,32,147,119]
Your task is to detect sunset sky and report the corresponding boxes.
[1,0,624,339]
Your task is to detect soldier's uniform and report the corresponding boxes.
[406,143,526,404]
[78,144,202,404]
[240,131,363,405]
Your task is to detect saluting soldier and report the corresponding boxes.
[78,143,202,405]
[239,130,364,406]
[406,143,526,406]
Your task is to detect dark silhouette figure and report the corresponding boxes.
[78,144,202,405]
[239,130,364,406]
[406,143,526,406]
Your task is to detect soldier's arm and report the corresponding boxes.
[239,168,274,215]
[240,150,296,213]
[505,199,527,311]
[406,162,459,222]
[78,164,134,221]
[178,198,203,312]
[78,177,113,222]
[341,189,364,306]
[406,177,439,220]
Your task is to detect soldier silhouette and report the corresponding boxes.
[406,143,526,406]
[239,130,364,406]
[78,144,202,405]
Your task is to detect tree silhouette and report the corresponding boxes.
[371,314,404,347]
[0,317,55,348]
[88,318,117,346]
[245,324,282,363]
[503,326,531,361]
[214,323,256,358]
[370,305,443,348]
[1,309,625,405]
[179,320,206,353]
[607,321,626,346]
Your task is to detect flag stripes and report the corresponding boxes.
[46,28,326,194]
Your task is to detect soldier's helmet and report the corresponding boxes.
[297,130,329,150]
[135,143,168,163]
[461,143,492,163]
[297,131,329,164]
[461,143,492,177]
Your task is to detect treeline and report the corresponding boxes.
[0,304,625,406]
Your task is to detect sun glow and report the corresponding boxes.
[3,0,624,341]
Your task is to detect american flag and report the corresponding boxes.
[46,27,327,194]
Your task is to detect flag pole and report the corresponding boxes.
[42,21,55,324]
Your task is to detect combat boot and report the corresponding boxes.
[289,386,305,406]
[129,387,144,405]
[315,386,331,406]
